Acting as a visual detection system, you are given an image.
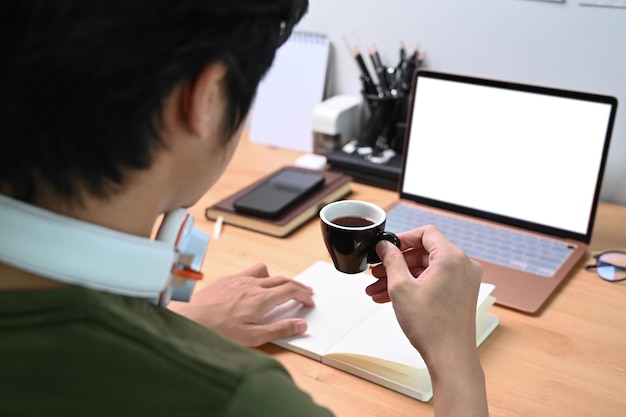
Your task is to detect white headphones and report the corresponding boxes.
[0,194,209,306]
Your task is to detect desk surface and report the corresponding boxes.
[188,133,626,417]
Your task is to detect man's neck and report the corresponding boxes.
[0,261,69,291]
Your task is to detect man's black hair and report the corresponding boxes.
[0,0,308,203]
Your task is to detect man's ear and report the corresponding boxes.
[185,62,229,140]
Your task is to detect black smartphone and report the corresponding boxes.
[233,168,325,218]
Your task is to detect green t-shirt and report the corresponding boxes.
[0,286,334,417]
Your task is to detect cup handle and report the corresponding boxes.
[368,231,401,264]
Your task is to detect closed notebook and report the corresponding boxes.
[260,261,499,402]
[205,167,351,237]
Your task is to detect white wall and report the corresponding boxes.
[297,0,626,206]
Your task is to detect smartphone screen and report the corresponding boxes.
[233,168,325,218]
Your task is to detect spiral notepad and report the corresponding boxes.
[249,31,330,153]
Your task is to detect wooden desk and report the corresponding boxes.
[187,134,626,417]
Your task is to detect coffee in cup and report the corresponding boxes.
[319,200,400,274]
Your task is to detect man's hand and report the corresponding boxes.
[169,263,314,347]
[368,225,489,417]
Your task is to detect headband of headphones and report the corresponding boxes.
[0,194,208,305]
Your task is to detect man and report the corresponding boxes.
[0,1,488,416]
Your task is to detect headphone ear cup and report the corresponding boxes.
[154,209,209,306]
[156,208,189,246]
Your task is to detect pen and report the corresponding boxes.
[369,46,389,95]
[400,46,421,92]
[352,48,377,95]
[213,215,223,239]
[371,45,383,70]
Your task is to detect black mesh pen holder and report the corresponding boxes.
[358,92,409,153]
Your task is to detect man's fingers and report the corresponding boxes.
[365,276,388,296]
[232,263,270,278]
[261,280,315,310]
[256,275,313,293]
[244,319,308,347]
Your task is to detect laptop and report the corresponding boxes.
[384,70,618,314]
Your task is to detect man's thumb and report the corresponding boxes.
[376,240,411,284]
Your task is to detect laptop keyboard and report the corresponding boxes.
[385,204,575,278]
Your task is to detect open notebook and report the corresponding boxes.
[385,70,618,314]
[261,261,499,402]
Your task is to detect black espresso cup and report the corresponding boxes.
[319,200,400,274]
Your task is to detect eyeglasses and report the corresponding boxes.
[584,250,626,282]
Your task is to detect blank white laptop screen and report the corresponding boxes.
[402,75,615,236]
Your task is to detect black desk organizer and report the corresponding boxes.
[327,149,403,191]
[327,44,422,191]
[327,93,409,190]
